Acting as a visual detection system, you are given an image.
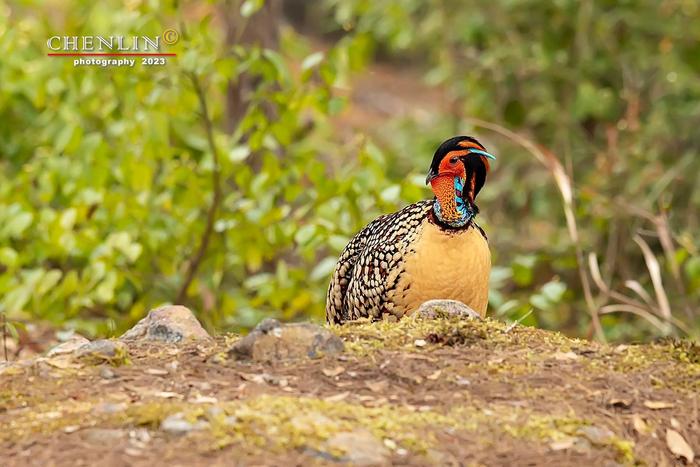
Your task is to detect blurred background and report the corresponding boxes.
[1,0,699,355]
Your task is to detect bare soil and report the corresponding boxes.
[1,316,698,466]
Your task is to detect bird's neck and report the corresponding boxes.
[431,176,474,228]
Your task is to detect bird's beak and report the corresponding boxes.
[469,149,497,160]
[425,167,438,185]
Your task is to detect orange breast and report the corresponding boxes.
[390,220,491,317]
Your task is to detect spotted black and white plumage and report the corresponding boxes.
[326,201,434,324]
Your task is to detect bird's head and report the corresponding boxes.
[425,136,496,225]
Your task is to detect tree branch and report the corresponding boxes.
[176,73,223,304]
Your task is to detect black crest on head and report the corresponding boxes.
[428,136,486,174]
[427,136,490,199]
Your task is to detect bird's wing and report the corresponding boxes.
[326,201,432,323]
[326,214,388,324]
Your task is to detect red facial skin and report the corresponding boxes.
[430,156,466,222]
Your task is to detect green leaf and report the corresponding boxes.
[302,52,325,71]
[311,257,338,282]
[240,0,264,18]
[228,145,251,163]
[295,224,317,245]
[0,247,18,267]
[541,281,566,303]
[37,270,62,296]
[3,211,33,238]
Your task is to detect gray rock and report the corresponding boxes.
[577,425,616,445]
[415,299,482,320]
[75,339,129,365]
[46,334,90,357]
[325,429,390,466]
[160,413,207,435]
[228,318,344,362]
[93,402,128,414]
[99,366,117,379]
[120,305,211,344]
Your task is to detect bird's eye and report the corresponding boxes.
[449,157,459,164]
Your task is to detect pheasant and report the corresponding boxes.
[326,136,495,324]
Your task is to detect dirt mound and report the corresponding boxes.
[1,316,698,466]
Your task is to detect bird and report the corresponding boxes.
[326,135,496,324]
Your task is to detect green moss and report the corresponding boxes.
[331,314,584,357]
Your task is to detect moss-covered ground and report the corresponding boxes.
[1,315,698,466]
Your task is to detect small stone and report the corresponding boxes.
[93,402,127,414]
[160,413,207,435]
[75,340,129,366]
[414,339,427,347]
[120,305,212,344]
[47,335,90,357]
[99,366,117,379]
[455,377,471,386]
[325,429,390,466]
[415,299,482,320]
[228,318,344,362]
[577,426,615,445]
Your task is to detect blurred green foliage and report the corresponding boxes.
[0,0,698,341]
[0,0,425,336]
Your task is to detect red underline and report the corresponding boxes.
[47,53,177,56]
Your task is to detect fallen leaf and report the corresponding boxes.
[365,380,389,392]
[643,400,675,410]
[666,429,694,462]
[553,351,580,361]
[239,372,267,384]
[426,370,442,380]
[607,398,632,409]
[632,414,649,434]
[364,397,388,407]
[189,395,218,404]
[549,437,576,451]
[384,439,397,450]
[322,366,345,377]
[324,392,350,402]
[153,391,181,399]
